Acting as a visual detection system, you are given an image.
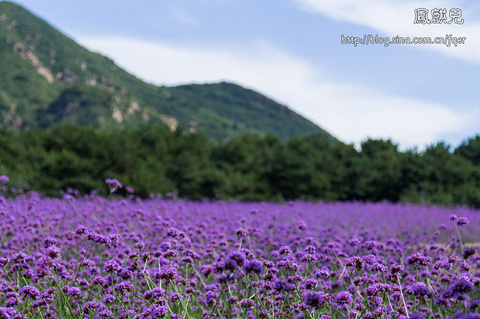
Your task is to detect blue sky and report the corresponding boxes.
[8,0,480,149]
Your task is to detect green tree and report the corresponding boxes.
[355,139,403,202]
[212,134,280,200]
[455,135,480,165]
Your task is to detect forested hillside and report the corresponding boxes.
[0,1,333,141]
[1,125,480,207]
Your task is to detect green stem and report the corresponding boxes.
[72,242,92,285]
[454,223,464,251]
[397,275,409,318]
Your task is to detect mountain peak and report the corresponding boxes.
[0,1,22,8]
[0,1,335,141]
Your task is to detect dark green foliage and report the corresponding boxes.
[267,136,334,200]
[213,134,281,200]
[1,124,480,207]
[0,1,332,141]
[454,136,480,165]
[355,139,403,202]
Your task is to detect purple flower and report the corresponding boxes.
[406,252,431,266]
[349,238,361,246]
[163,249,177,258]
[166,228,179,238]
[239,299,254,309]
[105,178,122,192]
[93,276,107,286]
[113,281,134,293]
[76,225,87,234]
[64,231,74,240]
[227,250,246,267]
[366,284,381,296]
[224,258,237,271]
[20,286,40,300]
[97,310,114,318]
[4,297,18,307]
[147,305,168,317]
[143,288,165,303]
[297,221,307,231]
[215,273,231,284]
[336,291,353,305]
[274,279,295,291]
[117,268,133,280]
[0,257,9,267]
[313,268,330,279]
[204,290,218,306]
[303,290,323,308]
[63,286,82,298]
[371,262,387,272]
[463,246,476,260]
[304,278,318,290]
[0,307,19,318]
[469,300,480,312]
[389,263,402,273]
[43,237,57,248]
[244,259,263,274]
[159,266,176,280]
[103,260,121,273]
[345,256,364,270]
[0,175,9,183]
[450,214,457,221]
[235,228,247,238]
[83,301,105,313]
[457,217,469,226]
[305,245,315,254]
[279,246,292,255]
[412,282,431,297]
[450,279,473,295]
[46,246,61,259]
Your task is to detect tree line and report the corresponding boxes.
[1,124,480,207]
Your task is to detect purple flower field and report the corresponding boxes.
[0,189,479,318]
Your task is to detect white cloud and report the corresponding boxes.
[295,0,480,64]
[78,36,474,149]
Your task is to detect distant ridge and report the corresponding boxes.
[0,1,336,141]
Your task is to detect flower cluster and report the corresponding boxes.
[0,193,478,318]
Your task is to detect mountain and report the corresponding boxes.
[0,1,336,141]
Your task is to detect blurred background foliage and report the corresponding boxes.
[2,124,480,207]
